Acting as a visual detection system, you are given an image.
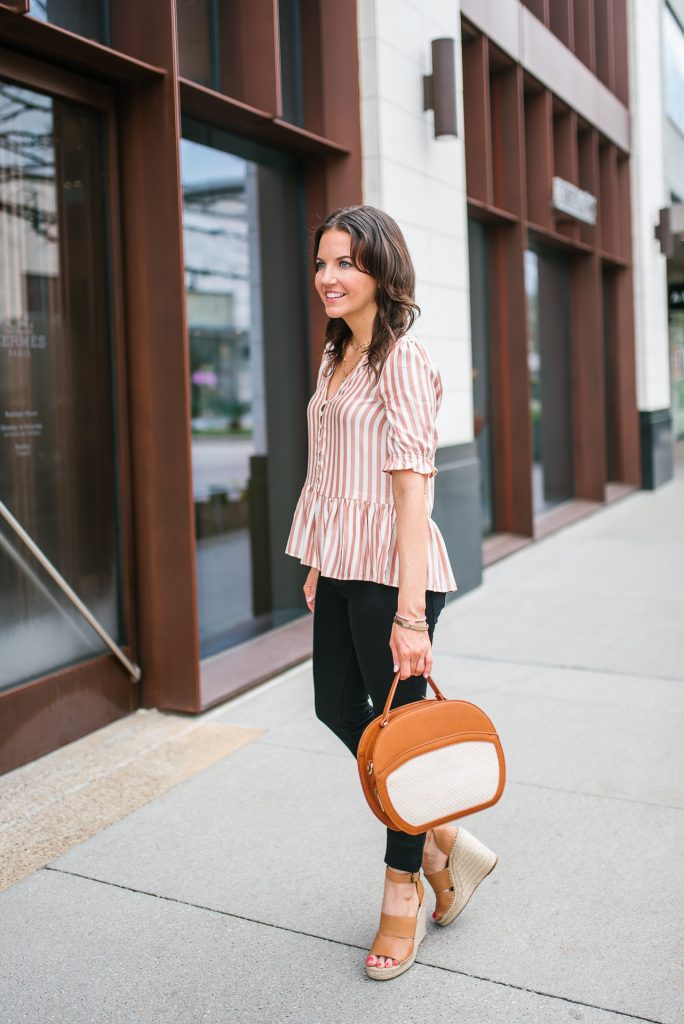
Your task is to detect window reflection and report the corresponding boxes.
[30,0,108,43]
[525,246,574,514]
[181,137,267,655]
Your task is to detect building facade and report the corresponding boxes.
[662,0,684,442]
[0,0,674,773]
[0,0,363,772]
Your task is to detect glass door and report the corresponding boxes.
[0,76,130,690]
[180,120,310,658]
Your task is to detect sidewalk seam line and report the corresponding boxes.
[437,651,684,685]
[43,865,666,1024]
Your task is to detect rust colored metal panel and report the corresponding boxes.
[522,0,549,24]
[319,0,362,159]
[178,77,273,131]
[321,149,363,216]
[616,153,631,266]
[200,614,313,708]
[553,109,578,183]
[578,125,599,248]
[570,252,606,500]
[487,221,534,536]
[177,78,351,156]
[553,109,580,242]
[573,0,596,72]
[300,0,323,136]
[599,141,619,258]
[0,656,135,775]
[0,9,164,81]
[605,153,639,484]
[549,0,574,48]
[218,0,280,113]
[603,267,640,484]
[524,89,553,231]
[612,0,628,107]
[110,1,202,712]
[463,35,492,206]
[490,64,526,218]
[594,0,615,93]
[534,497,602,538]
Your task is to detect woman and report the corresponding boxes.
[285,205,497,980]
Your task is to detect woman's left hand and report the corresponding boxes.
[390,622,432,680]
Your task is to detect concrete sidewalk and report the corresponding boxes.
[1,447,683,1024]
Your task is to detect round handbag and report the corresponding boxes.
[357,670,506,835]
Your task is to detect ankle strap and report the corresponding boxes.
[386,867,420,884]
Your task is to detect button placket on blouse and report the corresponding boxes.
[314,399,328,489]
[315,372,351,489]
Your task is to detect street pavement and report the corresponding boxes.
[1,445,683,1024]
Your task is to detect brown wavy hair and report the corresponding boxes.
[312,205,420,385]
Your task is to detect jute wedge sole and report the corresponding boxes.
[365,868,427,981]
[425,826,498,929]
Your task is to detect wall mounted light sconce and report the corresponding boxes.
[423,38,458,139]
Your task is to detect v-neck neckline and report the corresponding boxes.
[323,350,368,403]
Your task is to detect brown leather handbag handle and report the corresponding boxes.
[381,670,446,727]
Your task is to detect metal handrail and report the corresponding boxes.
[0,499,141,683]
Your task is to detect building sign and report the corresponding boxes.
[669,283,684,310]
[0,316,48,359]
[552,176,597,225]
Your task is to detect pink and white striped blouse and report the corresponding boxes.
[285,333,458,593]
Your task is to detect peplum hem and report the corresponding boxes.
[285,485,458,593]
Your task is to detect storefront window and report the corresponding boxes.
[525,247,574,513]
[670,295,684,440]
[181,120,309,657]
[468,218,494,535]
[0,81,122,691]
[29,0,109,44]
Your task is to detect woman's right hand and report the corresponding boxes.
[304,567,319,613]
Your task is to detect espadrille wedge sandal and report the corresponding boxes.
[423,825,497,928]
[365,867,427,981]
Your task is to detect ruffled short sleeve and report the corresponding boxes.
[378,338,439,478]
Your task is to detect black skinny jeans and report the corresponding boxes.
[312,573,447,872]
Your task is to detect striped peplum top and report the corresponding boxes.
[285,333,458,593]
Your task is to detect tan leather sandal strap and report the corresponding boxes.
[369,932,413,962]
[377,912,418,939]
[435,889,455,915]
[425,867,452,892]
[385,868,420,884]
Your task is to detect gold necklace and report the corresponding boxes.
[341,341,370,381]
